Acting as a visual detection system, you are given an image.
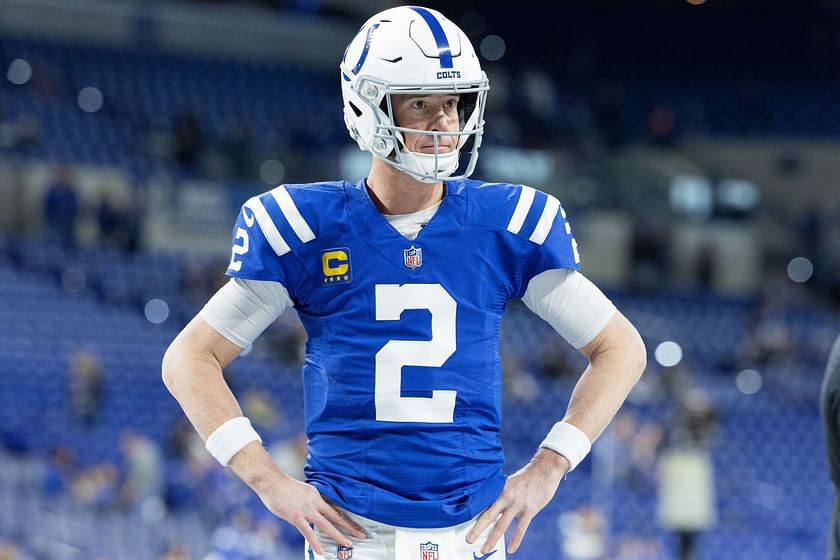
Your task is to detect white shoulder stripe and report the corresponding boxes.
[529,195,560,245]
[506,185,536,235]
[244,197,290,256]
[270,185,315,243]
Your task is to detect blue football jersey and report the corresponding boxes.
[225,178,580,528]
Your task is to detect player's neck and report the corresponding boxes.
[366,159,444,215]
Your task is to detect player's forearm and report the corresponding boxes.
[163,346,294,499]
[162,319,290,491]
[564,313,646,442]
[161,341,244,442]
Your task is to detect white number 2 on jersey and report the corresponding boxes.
[228,208,255,272]
[374,284,457,423]
[228,227,249,272]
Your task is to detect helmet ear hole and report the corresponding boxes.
[458,93,478,130]
[348,102,363,118]
[378,97,391,117]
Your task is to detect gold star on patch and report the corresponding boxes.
[343,275,349,281]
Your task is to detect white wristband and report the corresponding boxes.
[539,421,592,472]
[205,416,263,467]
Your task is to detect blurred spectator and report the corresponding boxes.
[119,432,164,509]
[206,509,297,560]
[657,375,718,560]
[612,411,664,491]
[159,543,188,560]
[207,508,257,559]
[167,417,209,467]
[97,188,145,253]
[96,191,123,248]
[558,506,607,560]
[165,418,216,512]
[630,218,671,292]
[0,541,34,560]
[173,113,204,169]
[42,446,78,496]
[614,536,665,560]
[741,307,794,368]
[694,243,718,291]
[222,116,255,179]
[737,269,802,366]
[43,168,80,247]
[69,350,103,425]
[121,186,145,253]
[71,463,119,508]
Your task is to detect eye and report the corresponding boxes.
[411,99,426,110]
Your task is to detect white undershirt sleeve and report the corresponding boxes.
[198,277,293,348]
[521,269,617,349]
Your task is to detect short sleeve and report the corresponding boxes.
[225,194,304,289]
[514,193,580,296]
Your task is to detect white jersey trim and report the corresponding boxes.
[529,195,560,245]
[522,269,616,349]
[244,196,291,256]
[506,185,536,235]
[270,185,316,243]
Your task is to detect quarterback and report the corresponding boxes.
[162,6,646,559]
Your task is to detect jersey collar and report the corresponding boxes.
[345,179,468,247]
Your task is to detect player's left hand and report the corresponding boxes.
[466,448,570,554]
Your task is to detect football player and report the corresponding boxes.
[162,6,647,560]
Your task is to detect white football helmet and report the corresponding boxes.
[340,6,489,183]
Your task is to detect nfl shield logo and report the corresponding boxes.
[419,541,438,560]
[404,245,423,269]
[337,545,353,559]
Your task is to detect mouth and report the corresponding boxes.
[416,144,455,154]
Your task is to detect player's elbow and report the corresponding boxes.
[161,335,194,395]
[610,312,647,383]
[161,339,181,394]
[627,324,647,382]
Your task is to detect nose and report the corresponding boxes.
[429,104,457,141]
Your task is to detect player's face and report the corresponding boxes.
[392,94,460,154]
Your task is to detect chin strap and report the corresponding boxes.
[384,127,460,183]
[397,149,460,183]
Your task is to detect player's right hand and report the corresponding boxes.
[256,475,367,555]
